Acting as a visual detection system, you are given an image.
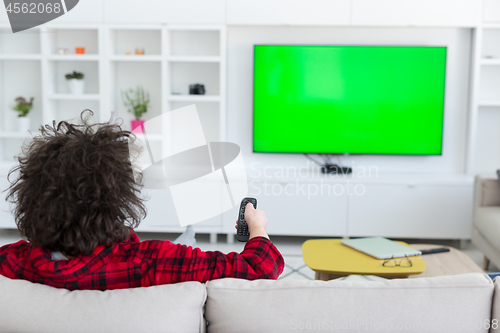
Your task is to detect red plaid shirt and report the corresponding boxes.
[0,232,284,290]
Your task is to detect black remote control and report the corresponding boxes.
[236,197,257,242]
[420,248,450,255]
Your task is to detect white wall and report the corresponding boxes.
[226,26,472,175]
[0,0,482,27]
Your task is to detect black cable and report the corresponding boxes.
[304,154,324,167]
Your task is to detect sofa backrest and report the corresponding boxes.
[474,175,500,210]
[0,274,207,333]
[1,273,496,333]
[206,273,494,333]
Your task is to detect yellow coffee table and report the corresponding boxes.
[302,239,426,279]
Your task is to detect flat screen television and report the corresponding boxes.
[253,45,447,155]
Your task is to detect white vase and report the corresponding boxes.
[17,117,31,133]
[68,79,85,95]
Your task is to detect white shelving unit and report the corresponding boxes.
[467,2,500,174]
[0,23,227,234]
[166,25,226,144]
[0,23,226,163]
[0,26,43,173]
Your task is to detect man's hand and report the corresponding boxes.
[234,203,270,240]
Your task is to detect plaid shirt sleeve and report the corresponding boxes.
[0,234,285,290]
[146,236,285,285]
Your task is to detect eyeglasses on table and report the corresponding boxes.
[382,255,413,267]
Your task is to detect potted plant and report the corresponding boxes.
[12,97,34,132]
[65,71,85,95]
[121,86,150,133]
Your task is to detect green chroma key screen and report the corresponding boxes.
[253,45,447,155]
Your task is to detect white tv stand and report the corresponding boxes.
[220,170,474,241]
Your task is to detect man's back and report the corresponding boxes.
[0,231,283,290]
[0,112,283,289]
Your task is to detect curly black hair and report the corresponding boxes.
[6,111,147,256]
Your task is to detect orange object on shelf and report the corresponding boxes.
[75,47,85,54]
[135,48,145,55]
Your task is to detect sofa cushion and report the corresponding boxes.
[0,274,207,333]
[475,207,500,253]
[206,273,493,333]
[480,178,500,207]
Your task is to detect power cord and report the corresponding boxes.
[304,153,324,167]
[303,154,352,175]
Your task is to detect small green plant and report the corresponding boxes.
[13,97,34,117]
[65,71,84,80]
[121,86,150,120]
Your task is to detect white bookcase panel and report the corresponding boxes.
[169,30,220,56]
[0,28,40,54]
[48,60,100,95]
[49,94,100,101]
[0,60,43,132]
[0,178,14,229]
[0,138,27,165]
[170,62,220,95]
[478,66,500,102]
[468,4,500,173]
[110,61,162,131]
[473,107,500,173]
[482,28,500,59]
[110,29,162,56]
[45,28,99,55]
[48,100,100,124]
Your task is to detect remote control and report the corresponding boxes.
[420,248,450,255]
[236,197,257,242]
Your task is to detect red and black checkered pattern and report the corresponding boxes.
[0,232,284,290]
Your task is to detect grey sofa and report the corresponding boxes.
[473,175,500,270]
[0,273,498,333]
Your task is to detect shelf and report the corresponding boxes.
[479,101,500,107]
[110,29,161,56]
[48,94,100,101]
[481,58,500,65]
[483,23,500,29]
[0,132,32,139]
[0,54,42,60]
[110,55,162,62]
[167,56,220,63]
[47,55,99,61]
[167,95,220,102]
[168,25,223,32]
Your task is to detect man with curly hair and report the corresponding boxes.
[0,112,284,290]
